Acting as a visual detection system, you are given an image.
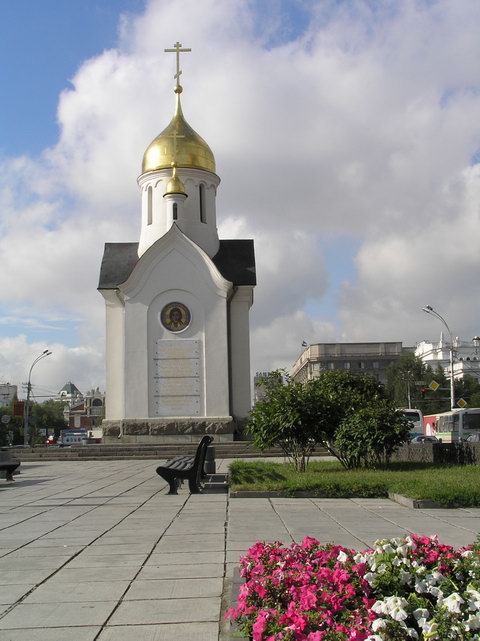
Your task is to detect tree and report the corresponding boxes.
[247,369,409,471]
[30,400,66,444]
[386,353,452,413]
[247,372,333,472]
[0,402,23,446]
[334,402,411,469]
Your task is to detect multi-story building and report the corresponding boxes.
[415,334,480,382]
[291,342,406,385]
[0,383,17,407]
[58,383,105,438]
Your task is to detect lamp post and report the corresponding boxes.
[23,350,52,446]
[422,305,455,410]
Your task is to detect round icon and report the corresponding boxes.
[160,302,191,332]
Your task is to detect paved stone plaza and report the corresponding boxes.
[0,461,479,640]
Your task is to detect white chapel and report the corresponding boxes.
[98,43,256,443]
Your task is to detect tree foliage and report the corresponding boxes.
[334,402,411,469]
[247,370,410,471]
[386,353,480,412]
[247,372,333,472]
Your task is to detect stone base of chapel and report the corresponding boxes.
[102,416,235,444]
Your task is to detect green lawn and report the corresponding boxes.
[229,460,480,507]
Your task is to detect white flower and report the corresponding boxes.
[372,600,387,615]
[428,586,444,599]
[385,596,408,621]
[377,563,387,575]
[415,577,427,593]
[407,629,419,639]
[400,569,412,584]
[364,572,377,585]
[382,544,395,554]
[422,620,439,638]
[441,592,464,613]
[467,588,480,611]
[466,614,480,630]
[337,550,348,563]
[413,608,430,621]
[371,618,387,631]
[365,636,384,641]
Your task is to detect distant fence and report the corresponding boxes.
[392,442,480,465]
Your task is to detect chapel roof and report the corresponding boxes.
[97,239,256,290]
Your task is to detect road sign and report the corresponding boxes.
[1,415,10,424]
[457,398,468,408]
[429,380,440,392]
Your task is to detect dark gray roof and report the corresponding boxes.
[59,382,82,395]
[98,239,256,289]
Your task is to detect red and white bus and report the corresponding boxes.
[423,408,480,442]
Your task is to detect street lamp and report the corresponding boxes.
[23,349,52,446]
[422,305,455,410]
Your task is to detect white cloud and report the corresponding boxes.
[1,0,480,390]
[0,336,103,397]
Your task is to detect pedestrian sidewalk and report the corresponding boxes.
[0,460,479,640]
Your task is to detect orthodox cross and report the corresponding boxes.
[164,41,191,88]
[168,129,185,164]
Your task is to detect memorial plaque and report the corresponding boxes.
[153,339,202,416]
[154,396,200,416]
[155,377,200,396]
[155,340,200,360]
[155,358,200,378]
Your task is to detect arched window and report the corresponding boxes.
[199,183,206,223]
[173,203,178,220]
[147,186,153,225]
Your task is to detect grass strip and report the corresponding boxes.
[229,460,480,507]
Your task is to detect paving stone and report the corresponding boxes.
[84,543,153,555]
[0,601,116,629]
[66,553,148,568]
[125,577,223,600]
[145,551,222,566]
[0,570,54,586]
[0,628,101,641]
[138,564,224,580]
[49,566,139,583]
[0,584,35,605]
[109,596,221,625]
[0,556,71,570]
[97,622,218,641]
[24,581,130,604]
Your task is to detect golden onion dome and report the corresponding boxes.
[164,162,187,196]
[142,88,216,174]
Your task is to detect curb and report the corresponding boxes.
[229,490,328,499]
[230,490,444,509]
[388,492,442,509]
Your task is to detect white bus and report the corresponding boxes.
[398,409,423,438]
[423,408,480,442]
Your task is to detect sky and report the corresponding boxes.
[1,0,480,400]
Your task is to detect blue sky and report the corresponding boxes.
[0,0,146,155]
[1,0,480,394]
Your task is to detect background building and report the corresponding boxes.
[0,383,17,407]
[291,342,406,385]
[415,334,480,383]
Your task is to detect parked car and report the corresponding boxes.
[410,435,439,444]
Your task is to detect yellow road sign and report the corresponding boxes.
[429,380,440,392]
[457,398,467,408]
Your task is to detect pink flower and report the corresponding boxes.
[252,610,269,641]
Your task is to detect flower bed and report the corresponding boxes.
[226,534,480,640]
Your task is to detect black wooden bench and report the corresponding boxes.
[156,435,213,495]
[0,449,21,482]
